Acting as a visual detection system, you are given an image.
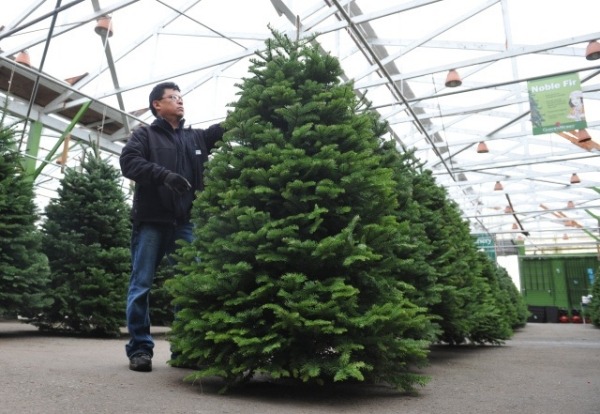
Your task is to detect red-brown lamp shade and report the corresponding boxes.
[95,15,114,38]
[15,50,31,67]
[570,173,581,184]
[445,69,462,87]
[585,40,600,61]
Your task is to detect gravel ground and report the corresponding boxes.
[0,321,598,414]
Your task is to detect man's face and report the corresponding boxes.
[154,88,184,119]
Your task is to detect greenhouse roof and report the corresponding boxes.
[1,0,599,254]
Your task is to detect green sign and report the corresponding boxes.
[473,233,496,261]
[528,73,587,135]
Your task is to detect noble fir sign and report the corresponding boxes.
[528,73,586,135]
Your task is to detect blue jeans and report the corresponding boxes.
[125,221,193,358]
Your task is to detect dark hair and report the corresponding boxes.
[148,81,180,117]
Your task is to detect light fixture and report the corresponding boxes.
[576,129,592,142]
[567,200,575,209]
[585,40,600,61]
[494,181,503,191]
[476,141,489,153]
[15,50,31,67]
[445,69,462,87]
[94,15,114,38]
[570,173,581,184]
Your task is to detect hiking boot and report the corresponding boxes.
[129,353,152,372]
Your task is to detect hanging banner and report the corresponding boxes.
[528,73,587,135]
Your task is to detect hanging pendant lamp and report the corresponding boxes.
[585,40,600,60]
[94,15,114,38]
[476,141,489,153]
[576,129,592,142]
[15,50,31,67]
[445,69,462,87]
[570,173,581,184]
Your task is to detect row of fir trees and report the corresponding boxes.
[0,114,132,336]
[0,115,174,336]
[1,31,546,392]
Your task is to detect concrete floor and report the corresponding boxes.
[1,321,599,414]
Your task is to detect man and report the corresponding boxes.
[120,81,224,372]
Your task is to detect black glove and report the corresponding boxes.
[164,172,191,195]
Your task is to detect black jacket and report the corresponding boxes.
[119,118,224,224]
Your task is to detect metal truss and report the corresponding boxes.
[1,0,599,254]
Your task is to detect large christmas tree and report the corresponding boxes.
[167,32,434,391]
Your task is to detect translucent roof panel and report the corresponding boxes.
[1,0,599,255]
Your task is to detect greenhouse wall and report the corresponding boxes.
[519,254,598,322]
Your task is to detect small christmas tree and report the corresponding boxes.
[34,146,130,336]
[168,31,433,392]
[0,116,50,319]
[150,257,177,327]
